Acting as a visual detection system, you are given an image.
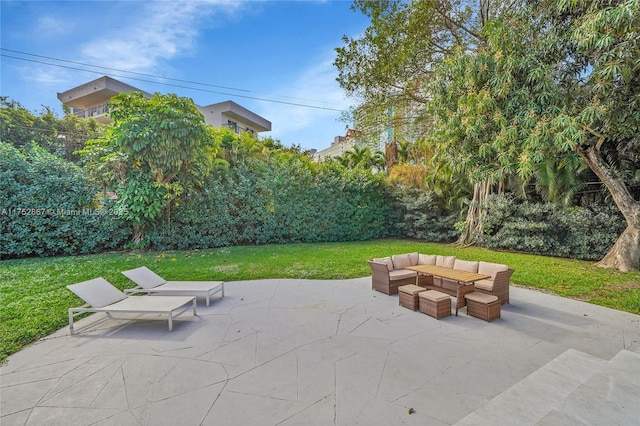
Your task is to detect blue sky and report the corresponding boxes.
[0,1,370,151]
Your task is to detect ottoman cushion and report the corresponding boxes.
[465,292,498,304]
[399,284,425,295]
[420,290,450,302]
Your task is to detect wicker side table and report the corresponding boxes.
[465,292,501,322]
[398,284,427,310]
[419,290,451,319]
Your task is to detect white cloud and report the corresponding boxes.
[80,0,244,72]
[34,16,72,37]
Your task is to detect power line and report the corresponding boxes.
[1,48,251,93]
[1,49,345,112]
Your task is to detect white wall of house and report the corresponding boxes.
[57,76,271,134]
[197,100,271,135]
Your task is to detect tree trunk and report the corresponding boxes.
[576,144,640,271]
[596,226,640,272]
[457,180,492,245]
[132,224,144,245]
[385,141,398,171]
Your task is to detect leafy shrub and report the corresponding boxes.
[147,156,398,249]
[0,143,130,258]
[391,186,458,242]
[476,194,625,260]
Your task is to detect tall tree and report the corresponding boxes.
[429,0,639,270]
[80,92,220,244]
[538,0,640,271]
[338,145,387,171]
[335,0,524,238]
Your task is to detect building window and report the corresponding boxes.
[228,120,238,133]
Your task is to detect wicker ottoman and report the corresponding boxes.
[465,292,501,322]
[398,284,426,310]
[419,290,451,319]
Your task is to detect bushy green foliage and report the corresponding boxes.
[147,155,397,249]
[392,187,458,242]
[1,97,104,163]
[476,194,625,260]
[0,142,130,258]
[78,92,220,243]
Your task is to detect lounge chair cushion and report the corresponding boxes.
[389,269,417,281]
[373,257,394,272]
[436,255,456,269]
[418,254,437,265]
[67,278,127,308]
[478,262,508,279]
[121,266,166,289]
[474,279,494,292]
[392,254,412,270]
[454,259,479,273]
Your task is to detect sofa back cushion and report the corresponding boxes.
[436,255,456,268]
[478,261,508,279]
[454,259,479,273]
[418,254,437,265]
[373,257,394,272]
[408,252,419,266]
[392,254,412,270]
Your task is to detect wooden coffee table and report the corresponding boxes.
[405,264,490,315]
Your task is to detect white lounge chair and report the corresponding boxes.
[67,277,197,334]
[121,266,224,306]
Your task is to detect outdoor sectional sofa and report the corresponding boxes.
[368,252,514,304]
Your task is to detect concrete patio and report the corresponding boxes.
[1,277,639,425]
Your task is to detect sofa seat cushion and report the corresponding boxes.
[478,261,508,279]
[454,259,479,273]
[474,279,494,292]
[389,269,417,281]
[373,257,394,272]
[392,254,413,270]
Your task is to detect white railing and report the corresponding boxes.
[73,103,109,119]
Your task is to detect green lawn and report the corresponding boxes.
[1,239,639,364]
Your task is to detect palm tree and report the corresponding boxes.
[340,146,386,171]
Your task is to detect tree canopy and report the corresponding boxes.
[79,92,221,244]
[336,0,640,270]
[0,97,104,162]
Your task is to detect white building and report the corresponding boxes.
[312,129,359,161]
[57,76,271,134]
[197,100,270,136]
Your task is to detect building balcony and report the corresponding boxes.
[71,102,111,123]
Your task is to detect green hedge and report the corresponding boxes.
[147,158,399,249]
[0,143,130,258]
[391,187,459,242]
[476,194,625,260]
[0,142,625,261]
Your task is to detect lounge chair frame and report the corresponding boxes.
[67,278,197,335]
[122,267,224,306]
